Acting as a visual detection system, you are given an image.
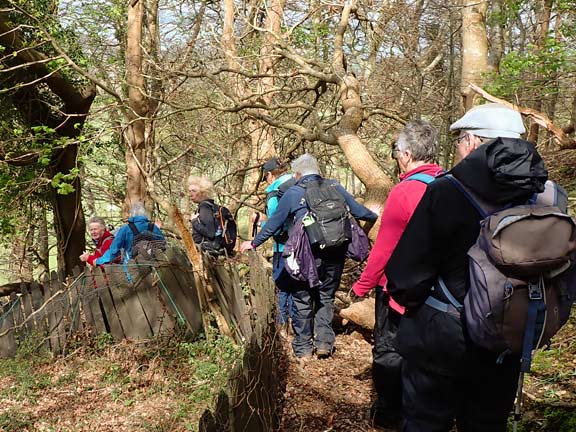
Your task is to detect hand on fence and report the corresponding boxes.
[79,252,90,262]
[240,240,254,253]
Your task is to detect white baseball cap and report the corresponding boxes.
[450,103,526,139]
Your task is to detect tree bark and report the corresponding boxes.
[124,0,147,210]
[460,0,488,110]
[0,18,95,276]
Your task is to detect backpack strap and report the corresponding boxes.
[424,277,463,316]
[128,222,140,235]
[520,277,547,372]
[147,222,155,233]
[444,174,492,218]
[404,173,435,184]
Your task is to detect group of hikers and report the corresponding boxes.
[79,102,576,432]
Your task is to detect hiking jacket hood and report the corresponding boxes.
[451,137,547,204]
[384,138,548,375]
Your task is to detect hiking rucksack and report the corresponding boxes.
[437,176,576,372]
[302,179,351,249]
[128,222,167,261]
[195,202,237,256]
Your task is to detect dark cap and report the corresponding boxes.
[263,157,282,173]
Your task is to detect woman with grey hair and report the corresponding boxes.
[352,119,442,428]
[80,216,118,266]
[95,201,166,265]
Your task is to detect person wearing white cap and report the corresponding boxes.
[450,103,526,163]
[383,104,552,431]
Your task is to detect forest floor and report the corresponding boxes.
[277,321,385,432]
[0,302,574,431]
[276,309,576,432]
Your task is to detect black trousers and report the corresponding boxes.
[372,286,403,412]
[401,353,520,432]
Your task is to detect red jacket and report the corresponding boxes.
[352,163,443,313]
[87,230,115,266]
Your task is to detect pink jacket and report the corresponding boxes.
[352,163,443,313]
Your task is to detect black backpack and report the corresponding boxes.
[302,179,351,249]
[265,177,296,244]
[196,202,237,256]
[128,222,166,261]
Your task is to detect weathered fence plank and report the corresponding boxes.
[80,271,107,336]
[107,267,152,340]
[93,267,124,339]
[50,271,67,352]
[29,281,50,352]
[0,297,18,358]
[155,259,202,335]
[134,267,175,337]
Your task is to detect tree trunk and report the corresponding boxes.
[527,0,553,144]
[460,0,488,110]
[125,0,147,210]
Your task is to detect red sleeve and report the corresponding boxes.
[352,181,427,299]
[87,236,113,266]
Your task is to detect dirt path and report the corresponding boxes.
[278,325,390,432]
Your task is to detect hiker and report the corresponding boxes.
[80,216,119,266]
[240,153,378,360]
[352,120,442,429]
[188,175,237,256]
[260,157,297,336]
[96,201,166,265]
[385,103,561,431]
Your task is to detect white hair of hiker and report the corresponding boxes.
[291,153,320,177]
[129,201,148,218]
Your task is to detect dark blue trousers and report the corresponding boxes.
[290,245,346,357]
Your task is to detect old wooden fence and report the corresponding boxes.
[0,248,284,431]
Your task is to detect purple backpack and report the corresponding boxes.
[346,217,370,262]
[432,176,576,372]
[282,219,320,288]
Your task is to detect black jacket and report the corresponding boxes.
[385,138,547,375]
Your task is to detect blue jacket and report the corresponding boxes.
[264,173,294,253]
[253,174,378,248]
[96,216,166,265]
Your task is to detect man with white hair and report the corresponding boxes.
[241,153,378,360]
[384,103,554,431]
[96,201,166,265]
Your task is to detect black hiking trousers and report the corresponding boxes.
[401,352,520,432]
[372,286,403,416]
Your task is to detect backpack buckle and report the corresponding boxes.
[528,282,543,300]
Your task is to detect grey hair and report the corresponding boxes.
[396,120,438,163]
[129,201,148,218]
[291,153,320,176]
[88,216,106,227]
[187,175,214,199]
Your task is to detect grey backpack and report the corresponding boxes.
[434,176,576,372]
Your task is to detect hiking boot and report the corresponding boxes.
[369,398,401,429]
[315,347,333,359]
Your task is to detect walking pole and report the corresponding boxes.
[513,371,525,432]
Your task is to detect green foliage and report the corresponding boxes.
[0,409,34,431]
[178,333,242,412]
[485,37,574,99]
